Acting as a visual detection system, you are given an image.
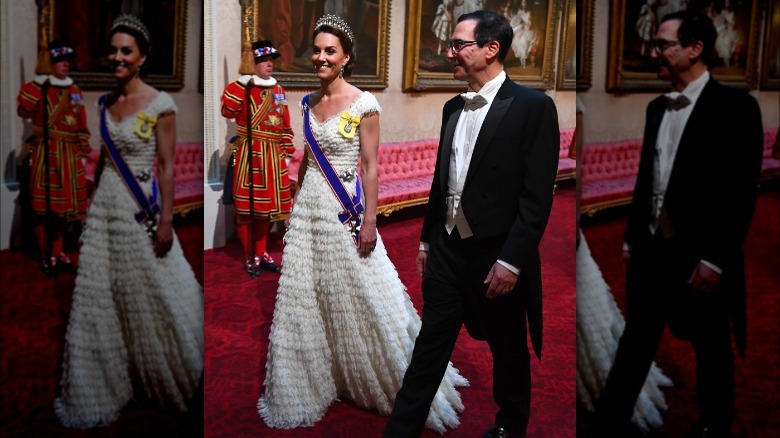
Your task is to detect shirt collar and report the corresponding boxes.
[679,70,709,104]
[473,70,506,103]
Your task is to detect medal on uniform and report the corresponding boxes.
[273,92,287,106]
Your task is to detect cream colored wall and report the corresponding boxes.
[579,0,780,142]
[204,0,576,249]
[0,2,203,250]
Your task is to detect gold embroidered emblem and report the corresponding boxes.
[338,112,361,139]
[266,114,281,126]
[63,115,76,126]
[134,111,158,140]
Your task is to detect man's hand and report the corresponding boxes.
[416,250,428,278]
[484,263,519,299]
[688,262,721,293]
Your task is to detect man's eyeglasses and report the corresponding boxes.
[649,39,681,52]
[446,40,478,53]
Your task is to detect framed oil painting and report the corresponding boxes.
[606,0,760,91]
[42,0,188,90]
[557,0,576,89]
[576,0,594,89]
[760,0,780,90]
[251,0,391,89]
[403,0,559,91]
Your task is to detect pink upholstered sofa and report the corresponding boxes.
[557,127,576,181]
[762,127,779,180]
[171,142,205,214]
[288,139,438,216]
[580,139,642,215]
[580,128,779,215]
[84,142,204,215]
[289,130,575,215]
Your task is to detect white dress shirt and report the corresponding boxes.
[642,71,721,274]
[420,71,520,275]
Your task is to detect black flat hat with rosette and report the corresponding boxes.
[251,40,281,62]
[48,40,75,63]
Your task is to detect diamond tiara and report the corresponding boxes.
[314,14,354,43]
[111,14,151,46]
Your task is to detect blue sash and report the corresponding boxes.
[301,94,363,245]
[98,94,160,236]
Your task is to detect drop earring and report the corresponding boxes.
[339,66,344,78]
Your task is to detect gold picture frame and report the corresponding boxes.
[41,0,188,91]
[576,0,594,89]
[250,0,391,89]
[403,0,560,91]
[760,0,780,90]
[606,0,760,92]
[557,0,576,89]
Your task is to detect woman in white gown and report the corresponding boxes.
[510,0,535,68]
[54,15,203,428]
[713,0,741,68]
[575,96,671,432]
[257,14,468,433]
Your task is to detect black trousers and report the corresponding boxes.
[595,231,734,435]
[384,229,530,437]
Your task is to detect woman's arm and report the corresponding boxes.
[357,111,379,257]
[154,111,176,257]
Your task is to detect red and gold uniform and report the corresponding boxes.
[17,75,90,220]
[222,73,294,275]
[222,75,295,221]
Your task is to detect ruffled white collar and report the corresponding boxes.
[237,75,277,87]
[33,75,73,87]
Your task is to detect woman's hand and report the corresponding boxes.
[357,218,377,257]
[154,219,174,258]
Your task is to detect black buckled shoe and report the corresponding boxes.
[57,253,78,274]
[260,253,282,273]
[482,425,523,438]
[40,256,57,277]
[245,258,262,278]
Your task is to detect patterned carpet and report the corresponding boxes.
[0,210,204,438]
[579,185,780,437]
[204,184,576,437]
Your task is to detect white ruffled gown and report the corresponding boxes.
[257,92,468,433]
[576,230,672,432]
[54,92,204,428]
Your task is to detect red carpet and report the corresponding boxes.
[0,210,204,437]
[579,185,780,437]
[204,185,576,437]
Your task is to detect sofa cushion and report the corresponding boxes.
[84,142,204,214]
[557,128,576,180]
[581,139,642,213]
[762,127,779,180]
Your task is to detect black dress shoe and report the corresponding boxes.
[40,257,57,277]
[245,258,262,278]
[57,253,78,274]
[260,256,282,273]
[482,425,523,438]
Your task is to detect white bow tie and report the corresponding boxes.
[460,92,487,110]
